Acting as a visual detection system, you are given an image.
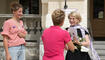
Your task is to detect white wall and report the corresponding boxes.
[42,0,88,29]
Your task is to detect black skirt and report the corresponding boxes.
[65,50,91,60]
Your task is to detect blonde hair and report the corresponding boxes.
[10,2,23,12]
[52,9,65,25]
[68,11,82,23]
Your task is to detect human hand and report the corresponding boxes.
[18,32,26,38]
[6,54,11,60]
[73,36,80,44]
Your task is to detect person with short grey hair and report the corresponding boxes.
[65,11,91,60]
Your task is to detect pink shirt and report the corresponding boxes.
[42,26,71,60]
[1,19,27,47]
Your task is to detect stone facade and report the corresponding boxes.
[42,0,88,29]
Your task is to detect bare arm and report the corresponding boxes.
[18,32,27,38]
[18,29,27,38]
[3,35,11,60]
[81,35,90,46]
[73,35,90,47]
[66,40,75,52]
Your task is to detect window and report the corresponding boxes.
[19,0,39,14]
[93,0,104,19]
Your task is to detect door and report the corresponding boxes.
[90,0,105,37]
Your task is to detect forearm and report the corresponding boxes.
[22,30,27,38]
[81,35,90,46]
[65,45,68,50]
[67,41,75,52]
[18,32,27,38]
[21,33,26,38]
[3,37,9,55]
[80,41,90,47]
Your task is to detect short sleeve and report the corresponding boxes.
[85,31,89,35]
[65,27,69,31]
[83,27,89,35]
[1,21,10,37]
[64,31,71,44]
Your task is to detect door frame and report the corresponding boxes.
[89,0,105,37]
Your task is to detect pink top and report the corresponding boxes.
[42,26,71,60]
[1,19,27,47]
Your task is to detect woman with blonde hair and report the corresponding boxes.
[65,11,91,60]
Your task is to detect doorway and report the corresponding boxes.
[90,0,105,39]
